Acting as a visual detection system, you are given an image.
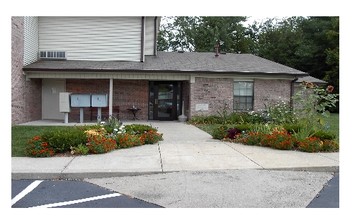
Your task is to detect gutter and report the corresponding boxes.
[154,16,158,56]
[290,78,299,109]
[22,67,308,77]
[140,17,145,62]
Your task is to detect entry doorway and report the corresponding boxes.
[149,81,182,120]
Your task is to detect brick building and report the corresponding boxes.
[12,16,311,124]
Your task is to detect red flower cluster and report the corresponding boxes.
[26,136,54,157]
[260,130,294,150]
[86,135,117,154]
[297,136,323,152]
[116,133,143,148]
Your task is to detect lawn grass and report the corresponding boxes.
[11,126,69,157]
[326,113,339,141]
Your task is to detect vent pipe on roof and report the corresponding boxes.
[214,41,220,57]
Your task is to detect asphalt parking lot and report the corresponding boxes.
[12,179,161,208]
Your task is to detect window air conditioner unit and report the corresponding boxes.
[39,51,66,60]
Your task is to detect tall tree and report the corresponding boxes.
[253,16,339,91]
[158,16,248,53]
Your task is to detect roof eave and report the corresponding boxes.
[22,67,308,77]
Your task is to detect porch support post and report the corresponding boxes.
[109,78,113,117]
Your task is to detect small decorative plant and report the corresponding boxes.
[26,136,55,157]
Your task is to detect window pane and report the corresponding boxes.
[233,81,253,111]
[246,97,253,103]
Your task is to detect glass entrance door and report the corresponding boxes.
[149,82,181,120]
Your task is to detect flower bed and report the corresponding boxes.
[25,117,163,157]
[223,126,338,153]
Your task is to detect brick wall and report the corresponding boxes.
[113,80,148,120]
[189,77,233,117]
[11,17,42,125]
[66,79,148,122]
[253,79,292,110]
[182,81,190,118]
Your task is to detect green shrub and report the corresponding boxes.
[235,131,264,146]
[71,144,89,155]
[140,130,163,144]
[312,130,336,140]
[124,124,158,135]
[189,115,222,125]
[102,116,122,134]
[297,137,323,152]
[42,127,87,153]
[260,130,295,150]
[116,133,144,148]
[321,140,339,152]
[283,123,303,134]
[234,124,254,132]
[87,136,117,154]
[212,125,228,139]
[265,100,297,124]
[26,135,55,157]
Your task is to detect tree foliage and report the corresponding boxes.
[158,16,249,53]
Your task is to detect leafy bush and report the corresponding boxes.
[102,116,122,134]
[234,124,254,132]
[312,130,336,140]
[70,144,89,155]
[283,123,303,134]
[124,124,158,135]
[226,128,241,139]
[260,130,295,150]
[87,136,117,154]
[42,127,87,153]
[212,125,228,139]
[321,140,339,152]
[235,131,264,146]
[140,130,163,144]
[189,112,269,125]
[26,136,55,157]
[265,100,296,124]
[297,137,323,152]
[116,134,144,148]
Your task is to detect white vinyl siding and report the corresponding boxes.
[145,17,156,55]
[39,17,142,61]
[24,17,39,65]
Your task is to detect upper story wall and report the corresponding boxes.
[39,17,143,61]
[24,17,39,65]
[145,17,158,56]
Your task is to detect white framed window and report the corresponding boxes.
[234,81,254,111]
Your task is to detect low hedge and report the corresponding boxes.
[26,124,163,157]
[41,127,87,153]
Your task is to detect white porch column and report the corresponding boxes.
[109,78,113,116]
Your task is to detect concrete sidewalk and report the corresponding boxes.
[11,122,339,179]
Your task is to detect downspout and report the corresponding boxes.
[140,17,145,62]
[290,78,298,110]
[154,16,158,56]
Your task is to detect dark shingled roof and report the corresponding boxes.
[296,76,327,84]
[23,51,308,76]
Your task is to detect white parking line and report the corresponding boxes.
[12,180,43,206]
[30,193,122,208]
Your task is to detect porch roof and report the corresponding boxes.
[23,52,308,77]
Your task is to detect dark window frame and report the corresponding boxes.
[233,81,254,111]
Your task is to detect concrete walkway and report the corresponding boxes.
[12,121,339,179]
